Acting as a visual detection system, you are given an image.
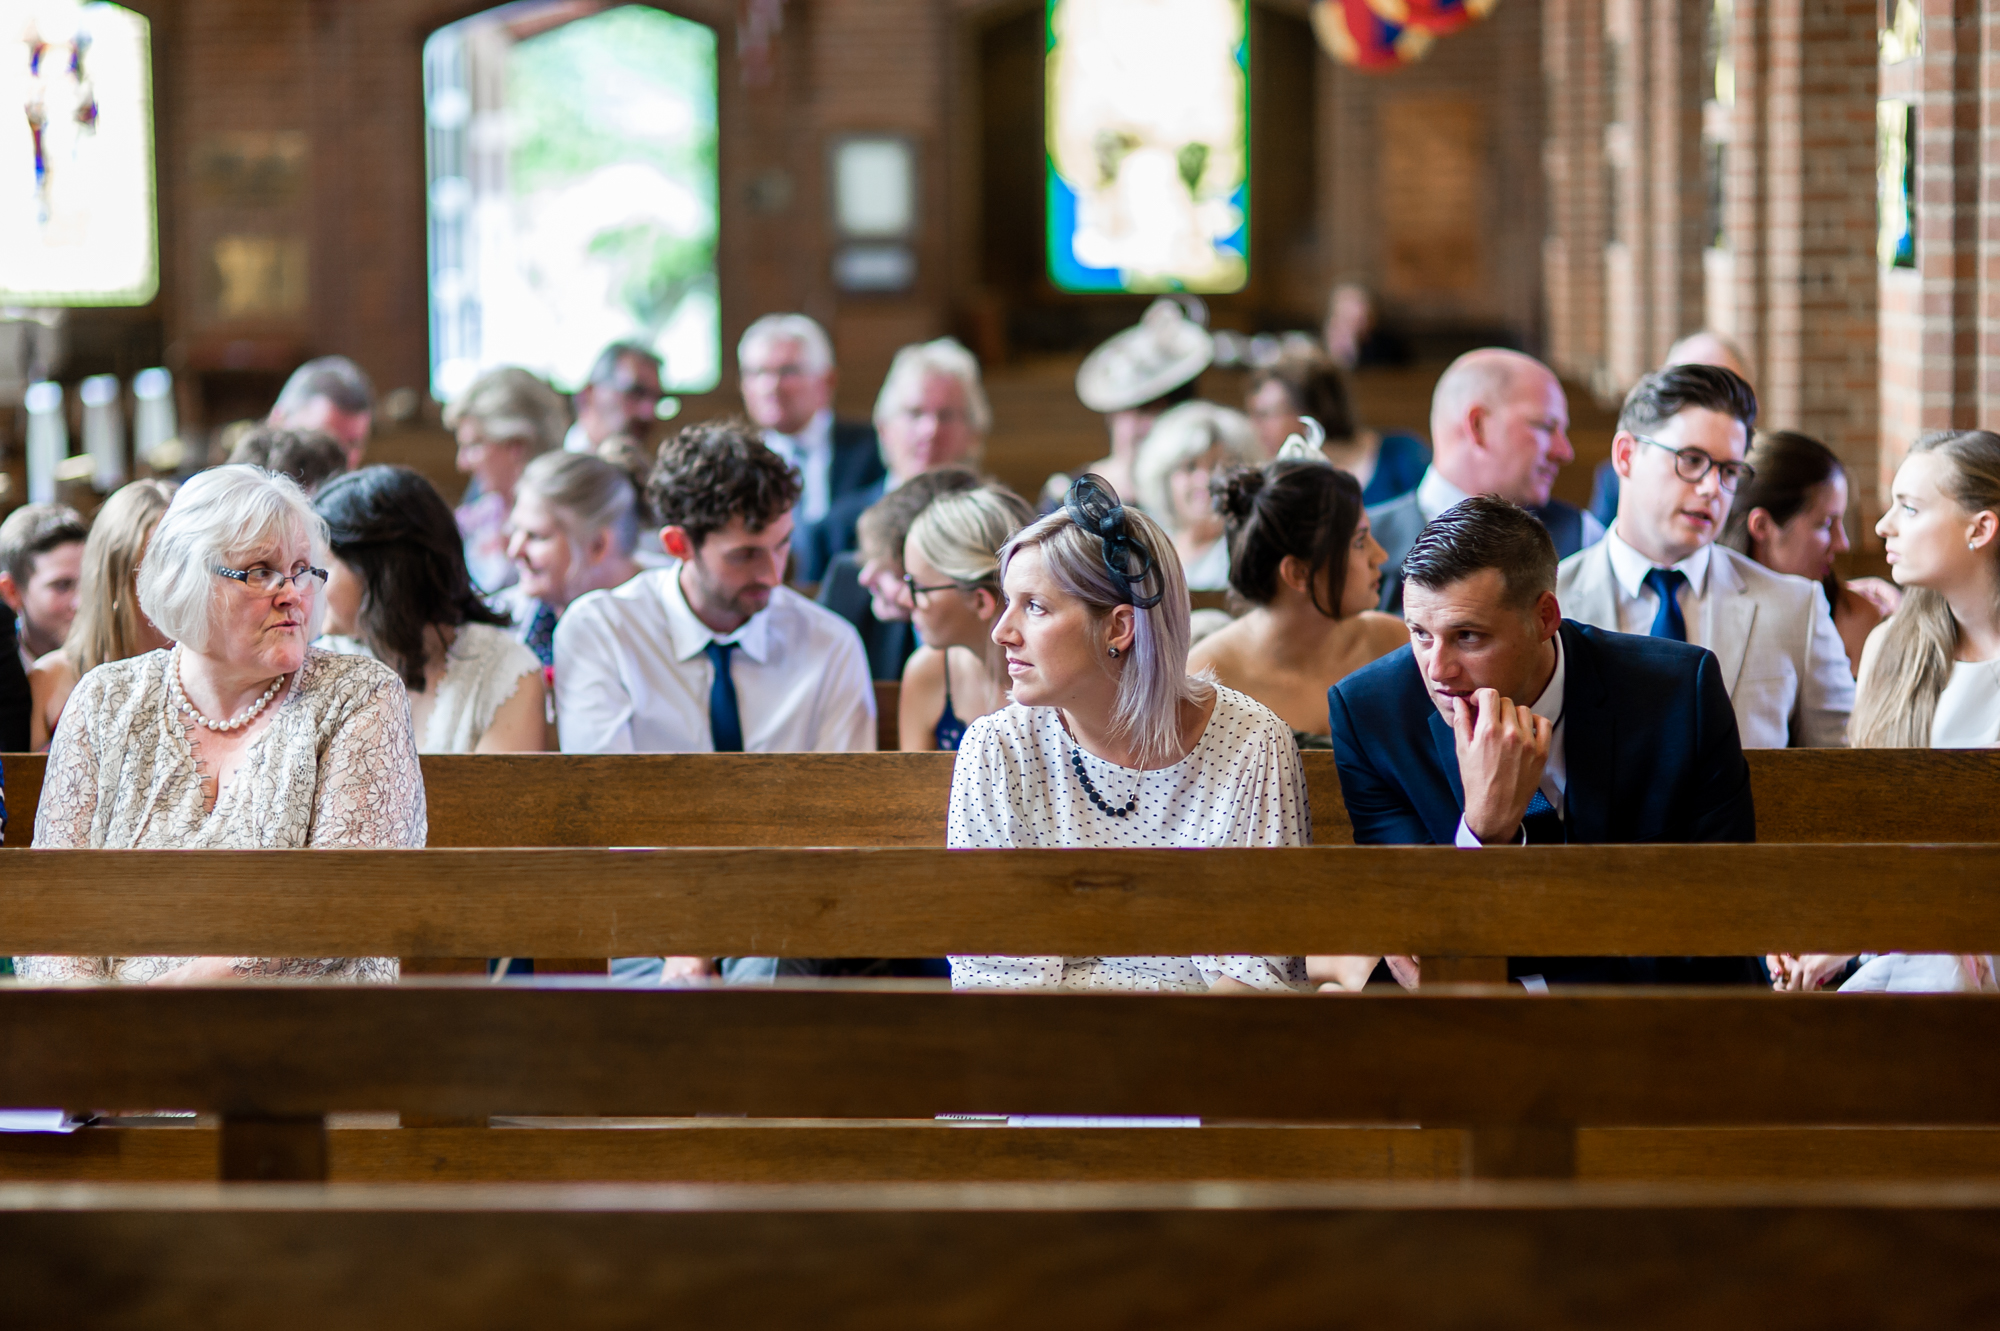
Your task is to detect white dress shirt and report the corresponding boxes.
[1415,468,1606,544]
[1454,634,1566,847]
[760,408,836,524]
[552,564,875,754]
[1558,532,1852,747]
[1601,527,1713,643]
[562,421,594,455]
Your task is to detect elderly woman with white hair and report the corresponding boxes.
[1132,400,1260,590]
[798,337,992,582]
[19,465,426,985]
[945,474,1311,993]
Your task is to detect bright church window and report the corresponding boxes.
[425,3,719,401]
[0,1,158,305]
[1045,0,1248,294]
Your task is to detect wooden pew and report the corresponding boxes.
[7,844,2000,960]
[5,988,2000,1182]
[8,1178,2000,1328]
[6,747,1999,847]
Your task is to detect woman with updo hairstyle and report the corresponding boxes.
[317,466,547,754]
[946,474,1311,994]
[1243,349,1428,504]
[499,450,644,675]
[1718,429,1896,676]
[1187,459,1406,749]
[897,484,1035,751]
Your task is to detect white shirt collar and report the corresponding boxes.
[1528,631,1564,725]
[656,563,772,666]
[1415,467,1473,524]
[1604,525,1712,600]
[764,408,833,460]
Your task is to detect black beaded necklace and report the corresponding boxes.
[1070,746,1138,819]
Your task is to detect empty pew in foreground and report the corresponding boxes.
[9,1178,2000,1329]
[9,844,2000,1188]
[4,747,2000,848]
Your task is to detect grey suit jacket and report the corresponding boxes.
[1555,539,1854,749]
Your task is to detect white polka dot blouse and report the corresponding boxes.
[945,684,1312,993]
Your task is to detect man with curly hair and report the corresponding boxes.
[552,419,875,757]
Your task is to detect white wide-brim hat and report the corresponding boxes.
[1075,297,1215,413]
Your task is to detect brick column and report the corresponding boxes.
[1542,0,1610,383]
[1728,0,1879,492]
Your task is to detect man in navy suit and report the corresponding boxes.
[1328,495,1760,988]
[738,314,885,583]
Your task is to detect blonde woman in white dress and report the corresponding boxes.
[946,473,1338,993]
[314,466,545,754]
[20,466,426,984]
[1769,429,2000,993]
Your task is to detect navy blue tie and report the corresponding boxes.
[705,641,744,753]
[1643,567,1688,642]
[1522,787,1563,844]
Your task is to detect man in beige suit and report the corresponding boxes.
[1557,363,1852,748]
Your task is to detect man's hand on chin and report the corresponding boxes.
[1450,687,1552,844]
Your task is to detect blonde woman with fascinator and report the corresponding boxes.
[29,479,176,750]
[1769,429,2000,994]
[945,473,1312,994]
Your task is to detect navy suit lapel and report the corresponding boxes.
[1427,709,1465,813]
[1559,621,1615,843]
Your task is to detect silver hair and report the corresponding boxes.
[136,465,329,654]
[517,450,640,556]
[738,313,835,377]
[999,501,1210,769]
[873,337,993,438]
[1132,401,1260,521]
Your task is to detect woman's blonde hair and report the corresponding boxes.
[1132,401,1258,522]
[999,480,1211,768]
[907,485,1034,589]
[1850,429,2000,748]
[64,479,176,676]
[517,450,641,556]
[444,366,569,454]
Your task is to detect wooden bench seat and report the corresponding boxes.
[5,986,2000,1185]
[8,1178,2000,1328]
[6,747,2000,848]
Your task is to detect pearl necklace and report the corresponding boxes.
[170,646,287,733]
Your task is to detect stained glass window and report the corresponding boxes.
[0,1,157,305]
[1045,0,1248,294]
[425,2,719,400]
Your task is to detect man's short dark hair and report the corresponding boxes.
[273,355,374,416]
[227,426,350,493]
[1402,496,1558,611]
[1618,363,1758,437]
[648,418,802,547]
[0,502,88,589]
[587,341,665,389]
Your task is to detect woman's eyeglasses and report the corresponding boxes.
[902,573,964,604]
[214,564,328,595]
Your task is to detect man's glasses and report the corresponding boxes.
[1632,434,1756,492]
[215,564,327,595]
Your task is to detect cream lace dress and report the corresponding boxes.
[320,622,540,754]
[17,646,428,983]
